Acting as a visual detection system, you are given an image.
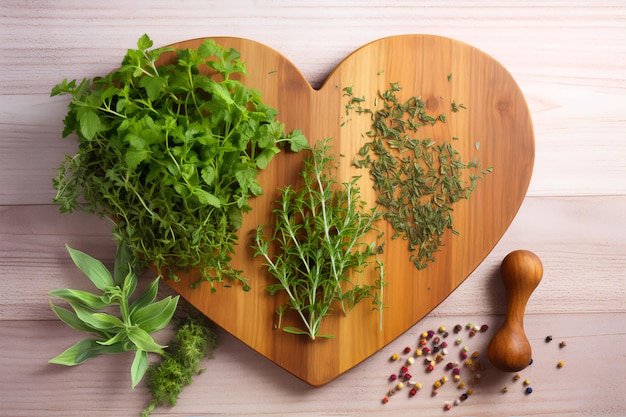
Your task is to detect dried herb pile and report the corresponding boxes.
[344,81,491,269]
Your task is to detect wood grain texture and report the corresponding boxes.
[1,0,625,415]
[153,34,534,386]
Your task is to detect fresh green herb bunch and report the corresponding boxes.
[142,316,218,417]
[49,242,179,389]
[51,34,307,290]
[345,82,489,270]
[254,138,383,340]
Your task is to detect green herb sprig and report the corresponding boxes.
[142,316,218,417]
[49,242,179,389]
[345,82,490,270]
[51,34,307,290]
[254,138,383,340]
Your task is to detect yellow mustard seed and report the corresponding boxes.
[524,379,531,386]
[454,374,461,382]
[458,381,466,389]
[397,382,405,390]
[467,388,474,395]
[391,353,399,361]
[415,382,423,390]
[441,376,448,383]
[433,380,442,388]
[557,361,564,368]
[415,349,423,357]
[513,374,521,381]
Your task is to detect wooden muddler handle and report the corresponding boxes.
[487,250,543,372]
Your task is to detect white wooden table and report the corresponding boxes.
[1,1,624,416]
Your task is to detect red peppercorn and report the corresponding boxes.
[460,351,468,359]
[453,368,460,375]
[427,364,435,372]
[404,373,412,381]
[422,347,431,354]
[389,374,397,381]
[400,366,409,374]
[404,346,412,354]
[446,362,454,369]
[480,324,489,332]
[469,329,476,337]
[440,341,448,348]
[382,397,389,404]
[409,388,417,396]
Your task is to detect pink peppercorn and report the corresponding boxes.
[409,388,417,396]
[460,351,468,360]
[389,374,397,381]
[480,324,489,332]
[422,347,431,354]
[404,346,411,354]
[440,341,448,348]
[400,366,409,374]
[404,373,412,381]
[469,329,476,337]
[427,364,435,372]
[382,397,389,404]
[444,403,452,411]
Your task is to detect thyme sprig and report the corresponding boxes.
[345,82,490,270]
[254,138,384,340]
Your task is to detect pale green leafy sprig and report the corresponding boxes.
[254,138,383,340]
[49,242,179,388]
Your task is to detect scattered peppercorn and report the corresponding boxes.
[389,373,397,381]
[559,341,567,348]
[502,386,508,393]
[409,387,417,396]
[557,361,564,368]
[382,397,389,404]
[545,335,553,343]
[525,387,533,395]
[404,346,412,354]
[480,324,489,332]
[513,374,521,381]
[454,324,462,333]
[444,402,452,411]
[523,379,531,386]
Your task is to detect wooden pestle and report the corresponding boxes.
[487,250,543,372]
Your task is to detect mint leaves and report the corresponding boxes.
[51,35,307,289]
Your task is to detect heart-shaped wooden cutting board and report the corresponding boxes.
[160,35,534,386]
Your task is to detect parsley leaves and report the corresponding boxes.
[51,34,307,290]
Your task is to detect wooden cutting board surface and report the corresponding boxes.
[160,35,534,386]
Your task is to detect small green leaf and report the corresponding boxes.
[286,129,309,152]
[131,350,149,389]
[78,110,102,141]
[194,189,221,207]
[255,147,280,170]
[49,288,108,310]
[49,302,103,334]
[137,34,153,51]
[65,245,114,291]
[129,277,160,314]
[49,338,125,366]
[131,295,179,333]
[127,327,166,353]
[126,149,150,169]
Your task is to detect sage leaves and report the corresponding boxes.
[255,138,383,340]
[49,244,179,388]
[51,34,306,290]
